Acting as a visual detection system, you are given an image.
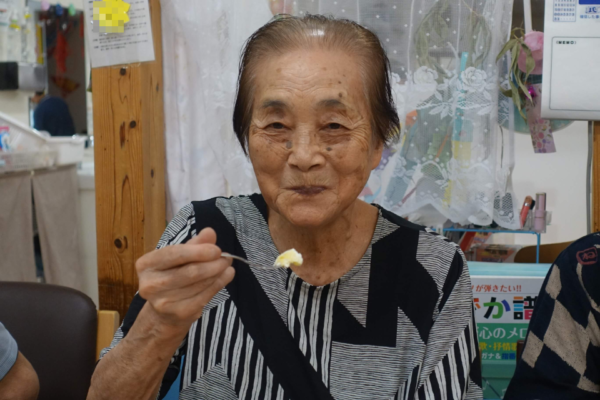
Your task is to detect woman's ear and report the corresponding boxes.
[371,138,384,170]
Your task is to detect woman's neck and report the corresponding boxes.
[268,200,379,286]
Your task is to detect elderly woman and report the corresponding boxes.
[89,15,482,400]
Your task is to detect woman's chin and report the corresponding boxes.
[279,203,337,228]
[271,190,344,228]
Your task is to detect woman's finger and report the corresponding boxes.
[149,274,220,307]
[137,242,222,272]
[148,267,236,319]
[186,227,217,246]
[169,267,236,311]
[142,257,232,294]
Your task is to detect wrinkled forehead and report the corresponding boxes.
[250,48,370,116]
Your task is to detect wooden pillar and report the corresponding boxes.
[92,0,165,319]
[593,122,600,233]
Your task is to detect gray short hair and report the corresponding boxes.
[233,14,400,154]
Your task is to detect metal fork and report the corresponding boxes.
[221,253,280,270]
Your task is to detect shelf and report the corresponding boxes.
[442,227,542,264]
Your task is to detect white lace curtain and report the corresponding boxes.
[161,0,520,229]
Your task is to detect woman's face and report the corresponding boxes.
[248,48,383,228]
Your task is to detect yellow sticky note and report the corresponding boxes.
[93,0,130,33]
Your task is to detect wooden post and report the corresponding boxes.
[92,0,165,319]
[593,122,600,233]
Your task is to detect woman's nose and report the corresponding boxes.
[287,133,325,172]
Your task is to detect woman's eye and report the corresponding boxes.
[327,123,342,130]
[269,122,285,130]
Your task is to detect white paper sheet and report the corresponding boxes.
[542,0,600,120]
[84,0,155,68]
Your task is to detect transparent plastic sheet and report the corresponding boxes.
[161,0,519,228]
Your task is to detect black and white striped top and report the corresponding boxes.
[100,194,483,400]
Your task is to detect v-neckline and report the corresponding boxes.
[248,193,386,288]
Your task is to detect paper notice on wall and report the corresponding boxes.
[84,0,155,68]
[542,0,600,119]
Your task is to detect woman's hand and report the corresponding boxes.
[136,227,235,331]
[88,228,233,400]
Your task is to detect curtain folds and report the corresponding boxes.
[162,0,518,228]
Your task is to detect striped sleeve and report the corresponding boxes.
[156,203,197,249]
[97,204,197,399]
[414,250,483,400]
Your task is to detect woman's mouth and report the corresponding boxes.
[289,186,326,196]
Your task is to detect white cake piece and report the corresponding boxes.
[274,249,303,268]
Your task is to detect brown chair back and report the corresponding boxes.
[514,241,572,264]
[0,282,97,400]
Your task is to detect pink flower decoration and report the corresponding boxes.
[518,31,544,75]
[41,0,50,11]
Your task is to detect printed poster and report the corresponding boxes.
[471,276,546,398]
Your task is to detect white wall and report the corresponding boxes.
[493,121,589,246]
